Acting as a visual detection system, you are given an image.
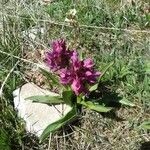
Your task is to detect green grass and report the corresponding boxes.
[0,0,150,149]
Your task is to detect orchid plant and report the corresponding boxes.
[27,39,112,142]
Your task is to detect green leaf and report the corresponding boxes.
[119,98,135,107]
[78,49,83,60]
[139,121,150,130]
[62,91,74,106]
[26,95,63,104]
[145,61,150,74]
[99,61,114,81]
[40,107,77,142]
[90,62,114,92]
[40,68,60,85]
[79,101,112,112]
[89,83,98,92]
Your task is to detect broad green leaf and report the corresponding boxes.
[62,91,74,106]
[119,98,135,107]
[80,101,112,112]
[40,68,60,85]
[26,95,63,104]
[86,101,112,112]
[139,121,150,130]
[40,107,77,142]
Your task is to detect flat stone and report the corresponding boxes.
[13,83,71,137]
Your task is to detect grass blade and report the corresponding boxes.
[99,61,114,81]
[119,98,135,107]
[139,121,150,130]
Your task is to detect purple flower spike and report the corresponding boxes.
[45,39,72,71]
[45,39,101,96]
[58,50,100,95]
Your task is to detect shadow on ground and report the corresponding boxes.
[140,142,150,150]
[88,81,125,121]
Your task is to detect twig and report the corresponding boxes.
[1,13,150,34]
[80,24,150,34]
[47,133,52,150]
[0,50,45,68]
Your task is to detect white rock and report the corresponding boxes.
[13,83,71,137]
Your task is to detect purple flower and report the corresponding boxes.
[59,51,101,95]
[85,70,100,84]
[45,39,100,95]
[45,39,72,71]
